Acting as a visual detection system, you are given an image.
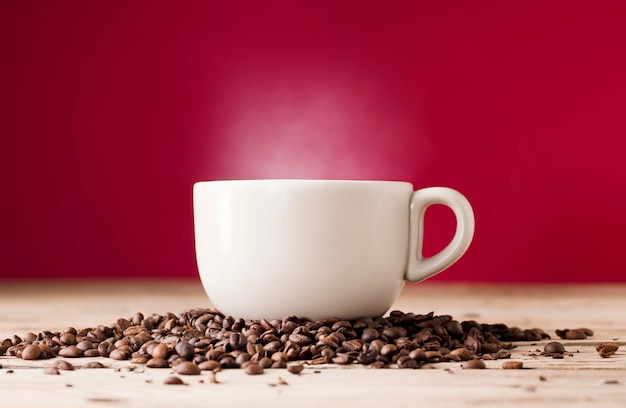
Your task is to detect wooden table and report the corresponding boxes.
[1,280,625,407]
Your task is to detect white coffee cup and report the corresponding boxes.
[193,180,474,320]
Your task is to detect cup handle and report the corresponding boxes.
[405,187,475,282]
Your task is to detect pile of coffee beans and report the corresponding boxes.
[0,309,587,373]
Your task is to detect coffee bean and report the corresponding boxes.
[198,360,221,371]
[544,342,566,354]
[164,376,185,385]
[565,329,587,340]
[21,345,42,360]
[243,363,264,375]
[151,343,169,359]
[146,358,169,368]
[83,361,106,369]
[287,363,304,374]
[53,360,75,370]
[58,345,83,358]
[396,356,418,369]
[83,349,100,357]
[361,328,379,342]
[332,354,354,365]
[258,357,273,369]
[580,328,594,337]
[448,347,472,361]
[501,361,524,369]
[109,348,130,360]
[131,356,149,364]
[175,341,194,360]
[271,360,286,369]
[596,343,619,358]
[288,333,312,346]
[59,333,77,346]
[463,359,487,369]
[175,361,201,375]
[43,367,60,375]
[380,344,398,356]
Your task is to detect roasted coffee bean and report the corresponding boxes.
[59,333,77,346]
[565,329,587,340]
[109,348,130,360]
[408,348,427,361]
[580,328,594,337]
[357,348,378,365]
[361,328,379,342]
[396,356,419,369]
[380,344,398,356]
[501,361,524,369]
[463,359,487,369]
[83,361,106,369]
[21,345,42,360]
[164,376,185,385]
[258,357,273,369]
[271,360,287,369]
[332,353,354,365]
[448,347,472,361]
[175,361,201,375]
[544,342,566,354]
[243,363,264,375]
[175,341,194,360]
[58,345,83,358]
[97,342,114,357]
[219,355,236,368]
[287,363,304,374]
[146,358,169,368]
[53,360,75,370]
[43,367,60,375]
[596,343,619,358]
[151,343,169,359]
[198,360,221,371]
[424,351,442,363]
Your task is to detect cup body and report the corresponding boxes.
[193,179,414,320]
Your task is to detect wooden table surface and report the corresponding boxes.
[1,280,624,407]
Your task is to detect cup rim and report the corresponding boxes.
[194,179,413,186]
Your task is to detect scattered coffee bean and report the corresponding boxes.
[596,343,619,358]
[462,359,486,369]
[43,367,60,375]
[175,362,201,375]
[544,342,566,354]
[53,360,75,370]
[501,361,524,369]
[287,363,304,374]
[83,361,106,369]
[164,376,185,385]
[278,376,289,385]
[539,375,547,381]
[556,328,591,340]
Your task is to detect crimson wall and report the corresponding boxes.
[2,1,625,282]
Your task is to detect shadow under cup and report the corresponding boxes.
[193,180,474,321]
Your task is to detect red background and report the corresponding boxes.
[2,1,626,282]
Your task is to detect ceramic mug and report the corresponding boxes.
[193,179,474,320]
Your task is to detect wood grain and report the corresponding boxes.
[1,280,625,407]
